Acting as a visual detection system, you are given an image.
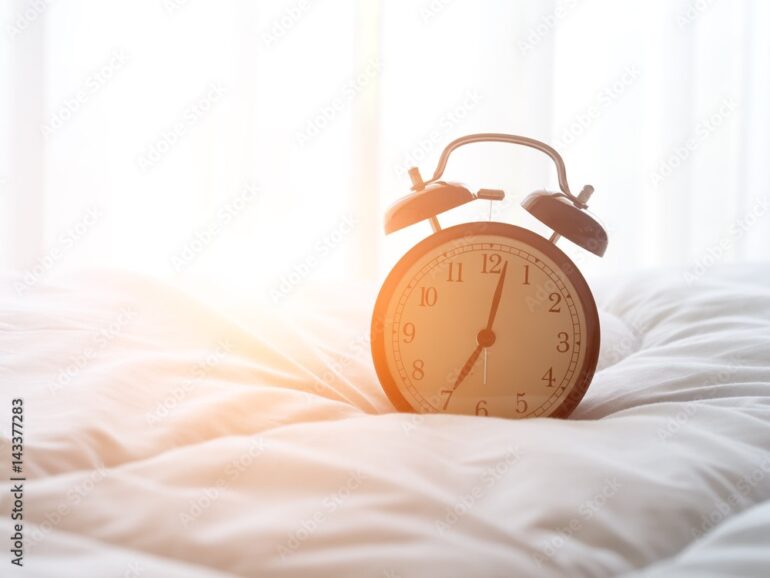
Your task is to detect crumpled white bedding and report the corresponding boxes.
[1,264,769,578]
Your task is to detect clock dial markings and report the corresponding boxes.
[381,228,592,418]
[448,260,508,401]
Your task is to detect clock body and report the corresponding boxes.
[371,222,600,419]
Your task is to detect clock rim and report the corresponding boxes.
[370,221,600,419]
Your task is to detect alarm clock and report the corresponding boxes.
[371,133,608,419]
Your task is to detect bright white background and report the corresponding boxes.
[1,0,768,303]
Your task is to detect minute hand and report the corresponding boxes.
[452,261,508,392]
[485,261,508,330]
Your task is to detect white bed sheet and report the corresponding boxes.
[1,264,769,577]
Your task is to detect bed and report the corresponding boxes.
[1,264,769,577]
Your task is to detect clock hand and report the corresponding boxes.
[453,344,483,390]
[485,260,508,330]
[451,260,508,394]
[483,348,488,385]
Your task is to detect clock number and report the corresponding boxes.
[412,359,425,380]
[523,264,530,285]
[447,262,464,283]
[475,400,488,416]
[441,389,454,410]
[516,393,528,414]
[481,253,503,274]
[548,292,562,312]
[419,286,437,307]
[542,367,555,387]
[557,332,570,352]
[402,322,415,343]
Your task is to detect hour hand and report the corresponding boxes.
[453,344,482,390]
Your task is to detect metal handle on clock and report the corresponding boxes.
[427,133,585,205]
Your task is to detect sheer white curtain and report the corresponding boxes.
[1,0,768,301]
[379,0,770,282]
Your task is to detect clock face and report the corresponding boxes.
[371,222,599,419]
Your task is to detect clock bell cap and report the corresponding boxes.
[522,190,608,257]
[384,181,475,234]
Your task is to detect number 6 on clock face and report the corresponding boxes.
[371,222,600,419]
